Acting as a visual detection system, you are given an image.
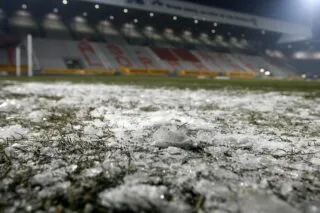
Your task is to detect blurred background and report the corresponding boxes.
[0,0,319,79]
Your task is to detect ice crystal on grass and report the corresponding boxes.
[99,184,191,213]
[1,82,320,213]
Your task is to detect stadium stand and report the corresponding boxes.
[97,21,127,44]
[0,0,307,78]
[70,17,100,41]
[42,13,71,40]
[9,10,38,38]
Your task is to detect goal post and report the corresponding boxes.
[15,34,33,77]
[15,46,21,77]
[27,34,33,77]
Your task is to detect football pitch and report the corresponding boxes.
[2,76,320,93]
[1,76,320,213]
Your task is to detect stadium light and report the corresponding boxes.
[260,68,265,73]
[211,29,216,34]
[301,74,307,79]
[213,22,218,27]
[53,8,59,13]
[62,0,68,5]
[265,71,271,76]
[22,4,27,9]
[134,18,138,23]
[95,4,100,9]
[150,12,154,17]
[194,19,199,24]
[109,15,114,20]
[83,12,88,17]
[173,16,178,21]
[123,8,128,13]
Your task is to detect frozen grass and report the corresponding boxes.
[2,76,320,94]
[0,79,320,213]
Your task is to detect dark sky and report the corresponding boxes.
[181,0,314,24]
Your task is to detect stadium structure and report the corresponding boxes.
[0,0,319,79]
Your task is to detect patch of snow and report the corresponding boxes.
[27,110,46,122]
[99,184,191,213]
[31,169,68,186]
[239,193,301,213]
[0,125,29,139]
[152,126,195,149]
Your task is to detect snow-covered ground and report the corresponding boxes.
[0,81,320,213]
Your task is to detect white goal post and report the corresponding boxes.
[15,34,33,77]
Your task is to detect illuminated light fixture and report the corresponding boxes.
[194,19,199,24]
[200,33,208,38]
[260,68,265,73]
[211,29,216,34]
[133,18,138,23]
[293,51,307,59]
[184,30,191,36]
[74,16,86,23]
[109,15,114,20]
[22,4,27,9]
[217,35,223,40]
[123,8,128,13]
[53,8,59,13]
[47,13,59,20]
[261,30,266,35]
[301,74,307,79]
[146,26,153,31]
[16,10,30,16]
[62,0,68,5]
[165,28,173,33]
[173,16,177,21]
[95,4,100,9]
[265,71,271,76]
[83,12,88,17]
[101,20,110,25]
[150,12,154,17]
[313,52,320,59]
[213,22,218,27]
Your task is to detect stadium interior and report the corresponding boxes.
[0,0,319,79]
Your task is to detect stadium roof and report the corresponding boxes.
[77,0,312,39]
[0,0,317,48]
[180,0,313,24]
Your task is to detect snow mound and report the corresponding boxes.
[31,169,68,186]
[99,184,191,213]
[152,126,196,149]
[239,193,301,213]
[0,125,29,139]
[27,110,46,122]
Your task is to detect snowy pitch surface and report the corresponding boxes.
[1,81,320,213]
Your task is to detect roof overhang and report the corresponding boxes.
[80,0,312,37]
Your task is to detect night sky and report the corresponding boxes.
[182,0,314,24]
